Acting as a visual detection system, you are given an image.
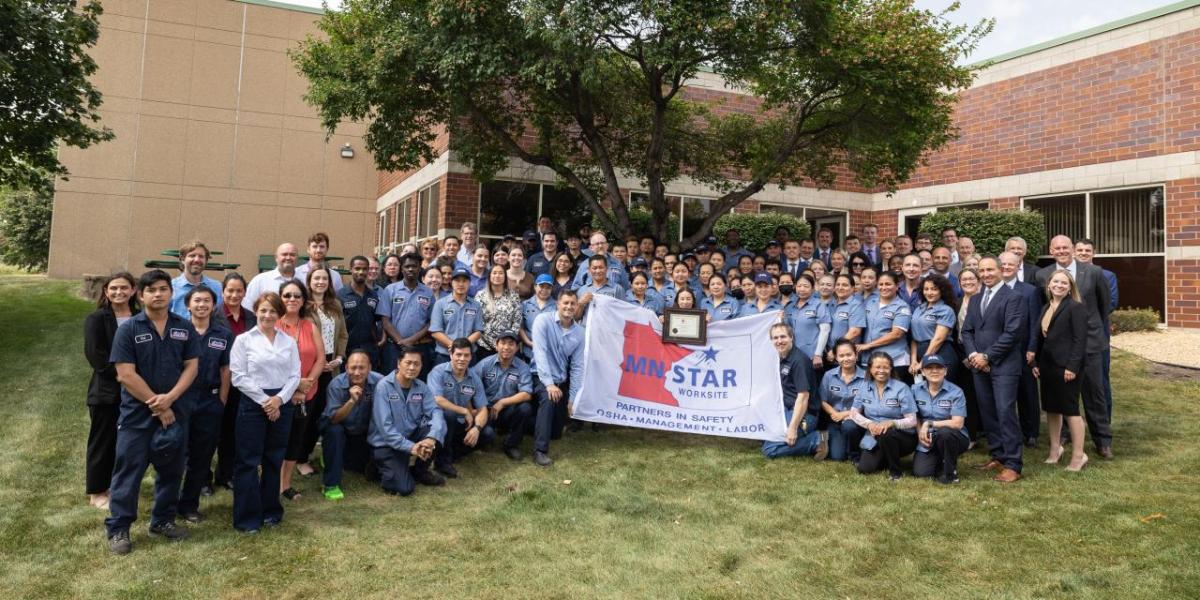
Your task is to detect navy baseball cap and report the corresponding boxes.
[754,273,773,284]
[922,355,948,368]
[766,239,780,247]
[682,252,696,260]
[523,230,538,241]
[705,236,718,245]
[497,330,520,342]
[535,274,554,286]
[632,257,648,267]
[695,244,710,253]
[451,268,471,280]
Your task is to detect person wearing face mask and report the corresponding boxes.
[785,274,830,371]
[776,272,796,309]
[819,339,869,462]
[912,355,969,484]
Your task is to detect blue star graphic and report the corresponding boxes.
[700,346,719,362]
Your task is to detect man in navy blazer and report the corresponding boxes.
[1036,235,1113,459]
[962,256,1028,483]
[1001,252,1044,448]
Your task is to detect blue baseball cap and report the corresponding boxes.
[705,235,718,245]
[535,274,554,286]
[754,273,773,285]
[451,268,471,280]
[496,330,520,342]
[922,355,948,368]
[632,257,648,267]
[766,239,780,247]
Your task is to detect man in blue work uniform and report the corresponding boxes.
[369,346,446,495]
[472,331,535,460]
[428,339,492,478]
[176,286,231,523]
[520,275,557,364]
[576,254,625,319]
[105,270,200,555]
[430,268,485,367]
[531,289,586,466]
[761,323,828,460]
[320,350,382,500]
[169,240,222,319]
[339,255,381,368]
[572,233,629,290]
[377,253,435,376]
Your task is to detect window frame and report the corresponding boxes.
[1020,184,1166,258]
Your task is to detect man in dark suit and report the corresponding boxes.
[1004,236,1040,285]
[1036,235,1113,459]
[962,256,1027,483]
[1001,252,1044,448]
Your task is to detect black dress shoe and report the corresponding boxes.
[1098,446,1114,460]
[1024,437,1037,449]
[503,447,522,461]
[414,470,446,486]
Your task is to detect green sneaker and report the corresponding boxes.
[323,486,344,501]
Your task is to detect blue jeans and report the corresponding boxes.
[232,397,293,532]
[827,418,860,461]
[320,420,370,489]
[761,412,821,458]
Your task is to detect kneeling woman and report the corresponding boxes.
[849,352,918,480]
[912,355,969,484]
[229,292,300,533]
[818,339,869,462]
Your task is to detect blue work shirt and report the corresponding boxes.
[660,281,699,307]
[368,373,445,450]
[339,285,380,351]
[521,297,557,362]
[377,281,435,340]
[852,378,917,450]
[466,268,489,296]
[531,312,585,401]
[828,296,867,349]
[910,301,956,343]
[323,370,384,436]
[786,296,831,359]
[169,274,223,319]
[526,252,556,277]
[701,295,740,322]
[863,296,912,366]
[625,290,664,315]
[427,362,489,423]
[429,295,484,355]
[572,255,630,290]
[110,312,202,429]
[911,379,969,451]
[897,281,922,312]
[739,298,782,318]
[472,354,534,405]
[818,367,869,412]
[778,346,814,412]
[191,323,232,411]
[578,281,625,302]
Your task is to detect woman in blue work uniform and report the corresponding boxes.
[785,274,830,371]
[625,271,664,315]
[908,274,959,381]
[83,272,139,509]
[177,286,232,522]
[739,273,781,317]
[824,273,865,364]
[849,352,919,480]
[700,273,740,322]
[912,355,969,484]
[857,271,912,383]
[818,339,869,462]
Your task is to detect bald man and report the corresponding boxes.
[242,243,299,311]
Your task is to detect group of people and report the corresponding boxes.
[83,221,1117,555]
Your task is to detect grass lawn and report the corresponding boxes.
[0,274,1197,599]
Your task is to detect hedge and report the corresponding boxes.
[1111,308,1160,333]
[917,208,1046,258]
[713,212,811,254]
[0,187,52,272]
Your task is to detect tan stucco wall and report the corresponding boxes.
[49,0,377,278]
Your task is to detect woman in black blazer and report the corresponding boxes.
[82,272,139,508]
[1033,270,1089,472]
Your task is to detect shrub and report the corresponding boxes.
[1110,308,1160,333]
[0,187,53,272]
[917,208,1045,257]
[713,212,811,253]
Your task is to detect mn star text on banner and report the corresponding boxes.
[574,295,787,442]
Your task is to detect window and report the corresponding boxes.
[479,181,539,237]
[681,196,713,240]
[416,182,440,239]
[1024,194,1085,255]
[377,212,388,250]
[393,199,409,245]
[542,185,593,236]
[1090,188,1164,254]
[759,203,805,219]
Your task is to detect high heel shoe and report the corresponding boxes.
[1066,453,1089,472]
[1044,446,1064,464]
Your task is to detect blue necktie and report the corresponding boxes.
[981,287,992,314]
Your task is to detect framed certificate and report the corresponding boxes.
[662,307,707,345]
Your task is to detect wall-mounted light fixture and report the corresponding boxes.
[340,143,355,159]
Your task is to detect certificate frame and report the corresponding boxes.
[662,307,708,346]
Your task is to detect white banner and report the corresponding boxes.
[574,294,786,442]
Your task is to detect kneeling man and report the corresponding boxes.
[321,350,381,500]
[472,331,534,460]
[369,346,446,495]
[762,323,828,459]
[428,338,492,478]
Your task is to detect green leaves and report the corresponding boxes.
[0,186,52,272]
[0,0,113,189]
[917,208,1045,258]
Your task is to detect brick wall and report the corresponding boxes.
[444,173,480,234]
[1167,260,1200,327]
[1166,178,1200,247]
[989,197,1021,210]
[849,209,897,241]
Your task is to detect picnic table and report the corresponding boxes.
[256,254,349,275]
[144,249,240,272]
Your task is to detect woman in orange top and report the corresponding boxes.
[276,279,325,501]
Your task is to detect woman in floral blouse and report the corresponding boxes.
[474,263,523,362]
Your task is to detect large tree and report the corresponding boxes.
[296,0,989,244]
[0,0,112,190]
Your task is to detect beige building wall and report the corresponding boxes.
[49,0,378,278]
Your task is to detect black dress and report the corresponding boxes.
[1035,299,1088,416]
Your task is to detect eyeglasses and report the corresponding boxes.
[281,293,304,300]
[851,262,866,267]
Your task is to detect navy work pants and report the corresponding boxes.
[105,421,188,537]
[232,397,293,532]
[974,371,1022,473]
[321,420,371,488]
[372,425,436,497]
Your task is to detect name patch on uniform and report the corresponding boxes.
[409,393,424,403]
[780,366,791,376]
[837,311,850,320]
[464,308,477,317]
[344,300,358,308]
[804,310,816,318]
[937,399,953,409]
[134,333,153,344]
[388,392,400,400]
[505,373,519,384]
[883,311,895,319]
[442,380,454,389]
[924,314,937,321]
[484,370,497,380]
[367,298,378,308]
[208,338,227,350]
[461,385,476,396]
[830,385,842,392]
[393,296,405,304]
[169,328,189,341]
[443,308,456,317]
[417,296,431,307]
[885,397,901,408]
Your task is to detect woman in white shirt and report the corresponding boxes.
[230,291,300,533]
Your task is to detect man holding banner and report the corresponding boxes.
[760,323,829,459]
[531,289,586,467]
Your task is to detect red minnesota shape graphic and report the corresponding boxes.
[617,320,694,406]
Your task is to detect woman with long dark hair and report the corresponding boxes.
[83,272,139,509]
[909,274,960,381]
[849,352,918,479]
[476,263,523,362]
[295,267,346,478]
[276,280,326,500]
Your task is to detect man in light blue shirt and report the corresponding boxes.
[169,241,222,319]
[427,339,491,478]
[572,233,629,290]
[369,346,446,495]
[472,331,534,461]
[429,269,484,366]
[531,289,586,466]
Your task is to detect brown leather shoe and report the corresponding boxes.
[974,459,1003,471]
[1097,446,1114,460]
[993,468,1022,483]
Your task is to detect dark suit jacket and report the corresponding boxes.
[1036,262,1111,354]
[1010,280,1043,354]
[1035,299,1087,373]
[961,283,1027,376]
[1019,263,1038,286]
[83,307,121,405]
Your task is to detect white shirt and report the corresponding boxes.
[457,245,476,266]
[1057,260,1077,280]
[242,268,294,311]
[231,327,301,406]
[981,281,1005,313]
[294,261,345,292]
